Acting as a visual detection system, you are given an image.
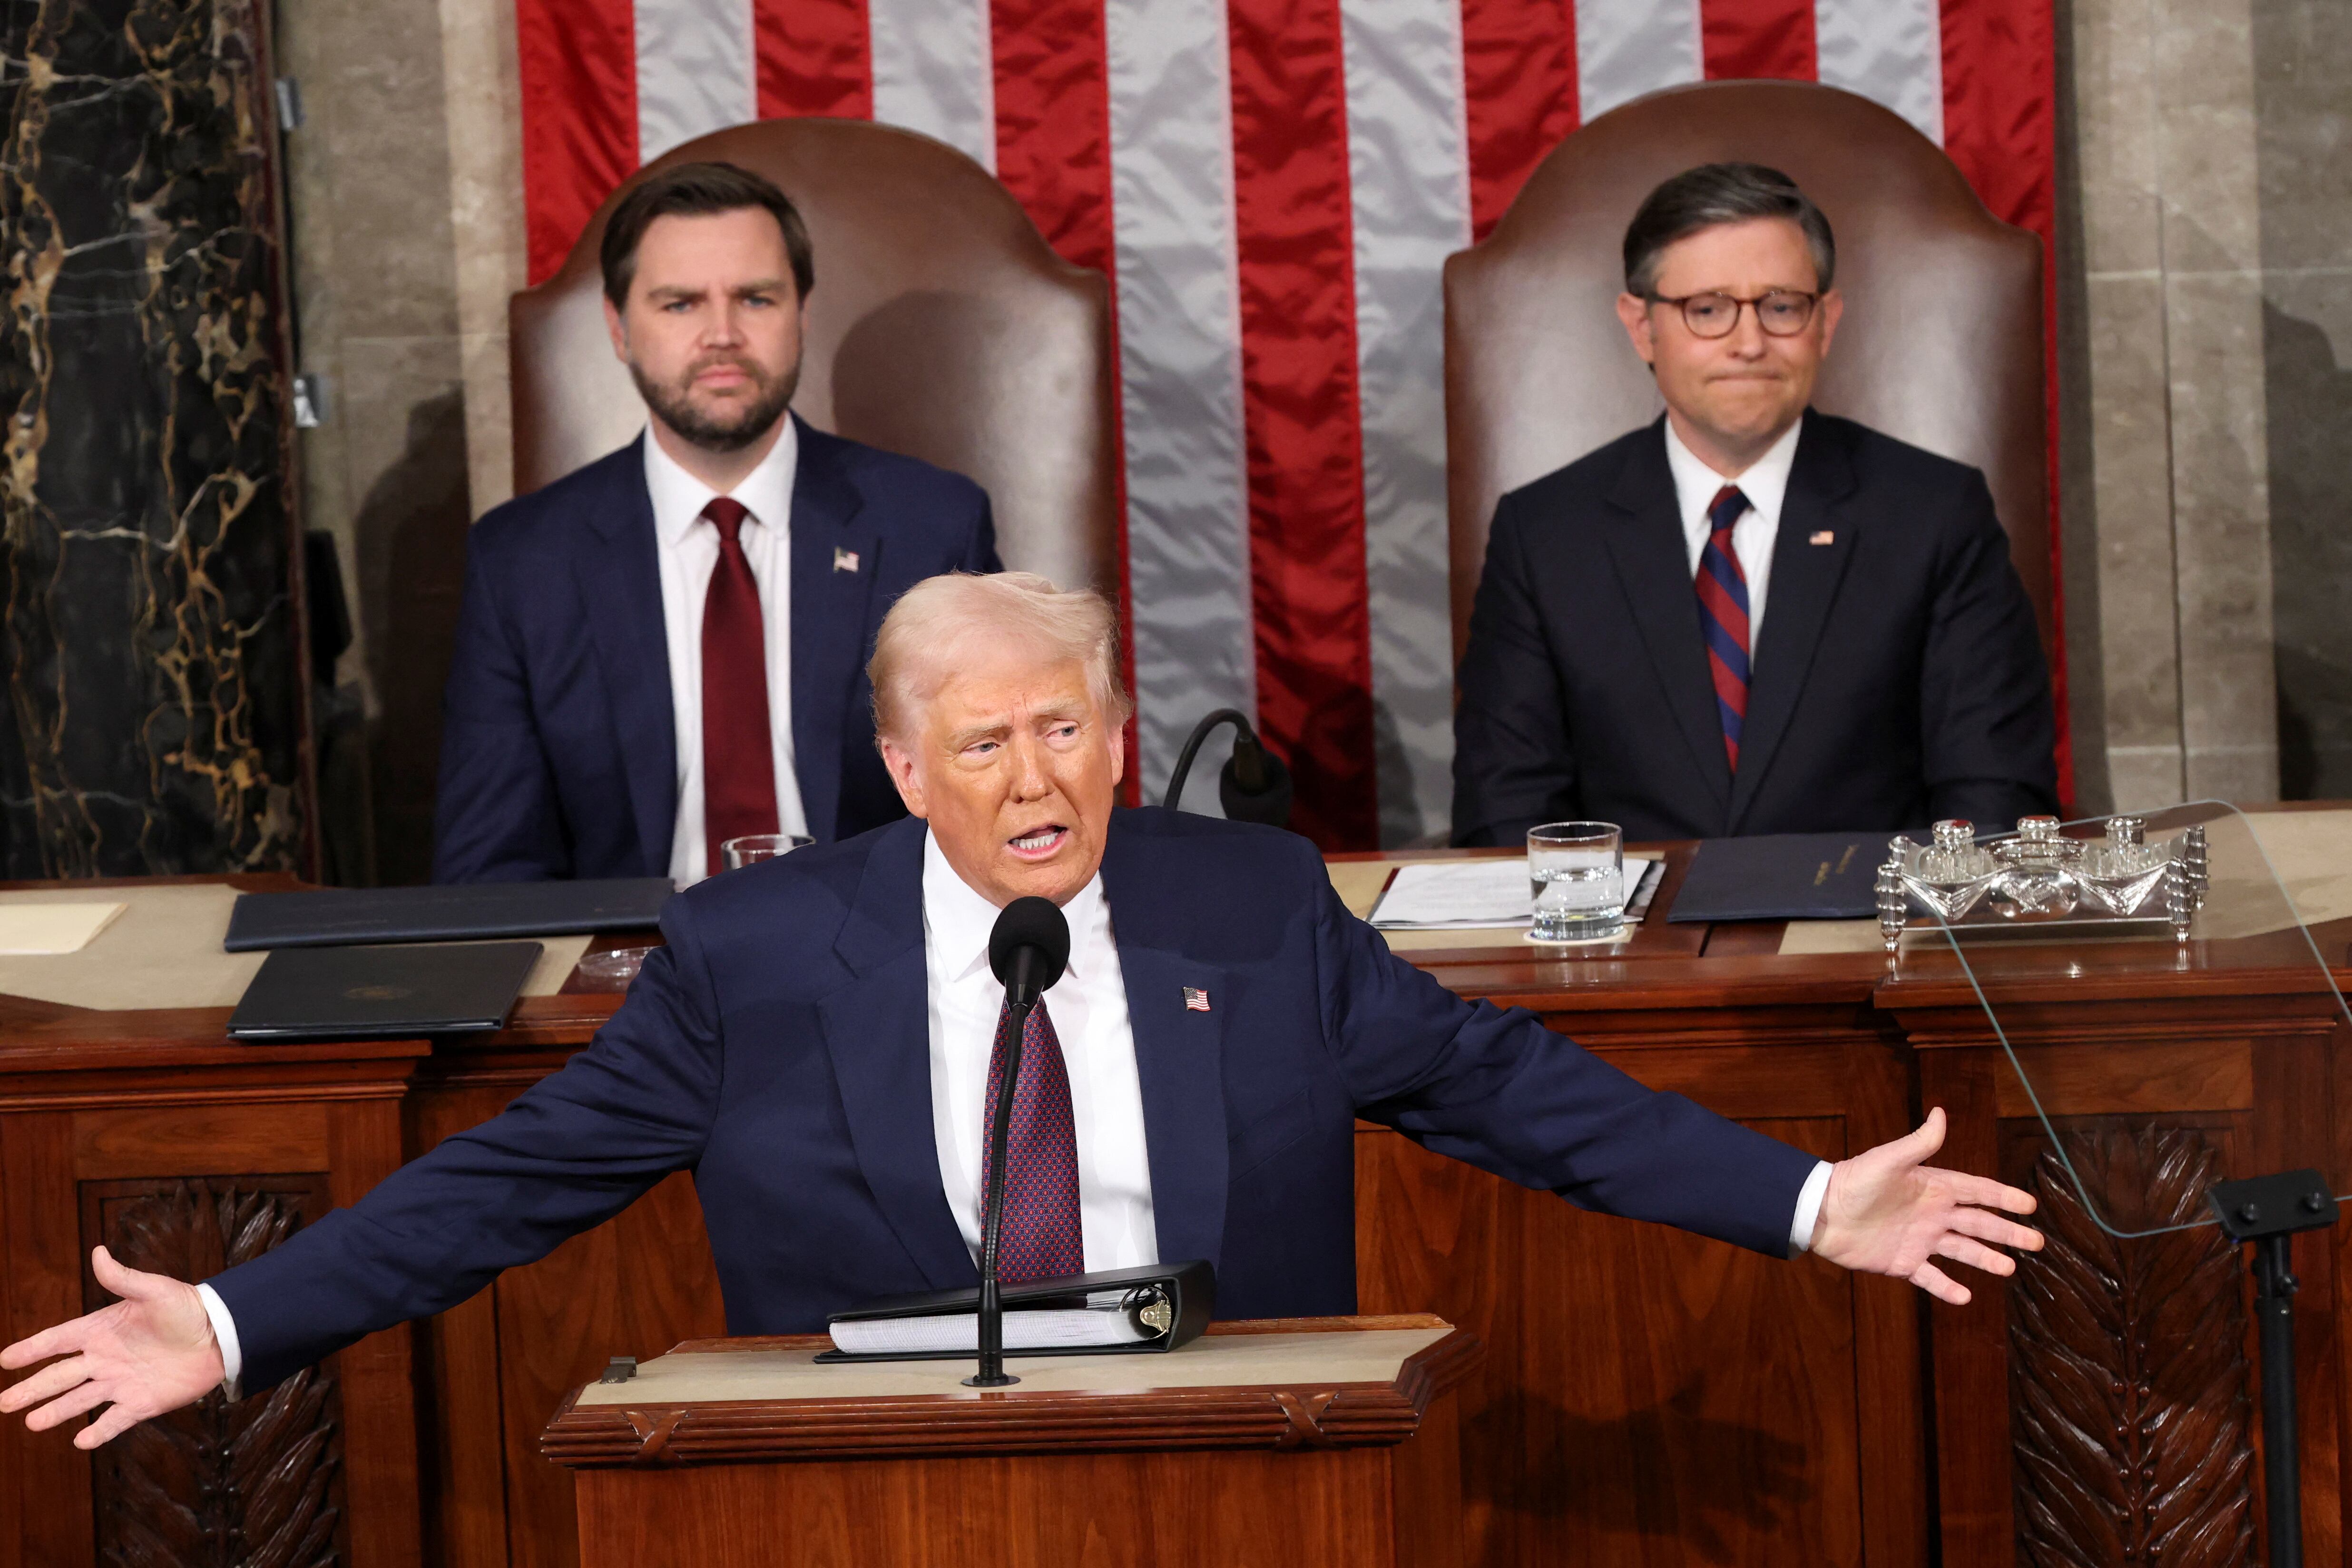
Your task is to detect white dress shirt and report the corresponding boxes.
[643,424,812,885]
[1664,415,1803,647]
[921,828,1160,1270]
[196,841,1833,1392]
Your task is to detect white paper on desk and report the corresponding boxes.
[1368,858,1662,930]
[0,901,127,955]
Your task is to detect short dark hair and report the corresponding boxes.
[1622,163,1835,296]
[600,161,815,308]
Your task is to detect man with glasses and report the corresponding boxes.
[1452,162,2057,846]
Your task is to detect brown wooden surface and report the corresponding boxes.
[553,1318,1474,1568]
[539,1317,1478,1467]
[1,825,2348,1566]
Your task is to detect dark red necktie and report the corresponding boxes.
[1695,484,1752,770]
[980,996,1084,1283]
[700,496,778,872]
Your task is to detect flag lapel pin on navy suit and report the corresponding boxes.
[1183,987,1210,1012]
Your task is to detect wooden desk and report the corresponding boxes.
[0,830,2345,1568]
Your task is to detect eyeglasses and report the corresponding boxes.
[1647,289,1820,339]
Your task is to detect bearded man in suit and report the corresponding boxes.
[434,159,1000,885]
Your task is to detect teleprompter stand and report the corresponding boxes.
[2210,1169,2342,1568]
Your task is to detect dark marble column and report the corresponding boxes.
[0,0,308,877]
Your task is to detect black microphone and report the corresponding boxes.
[968,896,1072,1388]
[1163,708,1294,830]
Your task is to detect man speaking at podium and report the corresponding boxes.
[3,574,2038,1448]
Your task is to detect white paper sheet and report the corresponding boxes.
[1368,857,1663,930]
[0,901,126,955]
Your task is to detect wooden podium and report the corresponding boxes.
[540,1314,1479,1568]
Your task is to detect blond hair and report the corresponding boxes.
[869,572,1131,745]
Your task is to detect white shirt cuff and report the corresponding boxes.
[195,1283,244,1400]
[1788,1160,1833,1254]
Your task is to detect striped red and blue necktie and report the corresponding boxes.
[980,996,1085,1283]
[1695,485,1752,770]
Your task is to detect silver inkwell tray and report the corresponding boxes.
[1875,813,2210,952]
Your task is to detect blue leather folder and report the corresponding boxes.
[224,877,677,951]
[1666,832,1906,922]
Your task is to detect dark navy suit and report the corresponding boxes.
[1453,412,2057,846]
[432,418,1000,882]
[210,809,1817,1392]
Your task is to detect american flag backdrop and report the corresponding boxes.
[514,0,2058,849]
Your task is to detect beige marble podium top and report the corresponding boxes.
[574,1325,1454,1407]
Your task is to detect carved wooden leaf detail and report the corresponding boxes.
[88,1178,343,1568]
[2009,1126,2255,1568]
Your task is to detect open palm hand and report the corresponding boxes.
[0,1245,224,1449]
[1812,1108,2043,1304]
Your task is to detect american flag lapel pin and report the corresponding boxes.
[833,546,860,573]
[1183,986,1211,1012]
[1808,530,1835,546]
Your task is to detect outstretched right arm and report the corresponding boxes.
[3,896,725,1438]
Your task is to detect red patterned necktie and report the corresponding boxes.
[700,496,779,873]
[980,995,1084,1283]
[1695,484,1753,770]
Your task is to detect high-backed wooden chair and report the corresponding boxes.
[1445,80,2047,661]
[510,119,1118,597]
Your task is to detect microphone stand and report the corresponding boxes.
[966,958,1037,1389]
[2210,1170,2341,1567]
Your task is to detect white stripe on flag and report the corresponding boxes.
[1814,0,1944,144]
[868,0,998,171]
[1341,0,1469,845]
[1574,0,1702,121]
[1106,0,1254,807]
[635,0,757,162]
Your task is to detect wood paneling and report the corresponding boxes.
[82,1176,349,1568]
[5,846,2352,1568]
[73,1101,330,1179]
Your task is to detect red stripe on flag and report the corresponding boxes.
[1700,0,1816,80]
[1940,0,2070,802]
[516,0,637,283]
[988,0,1135,799]
[1459,0,1578,241]
[753,0,872,120]
[1228,0,1375,849]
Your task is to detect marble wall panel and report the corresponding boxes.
[439,0,524,517]
[0,0,307,876]
[2082,273,2185,810]
[2255,0,2352,798]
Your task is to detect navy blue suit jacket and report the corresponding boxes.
[210,809,1818,1391]
[1453,412,2058,846]
[432,419,1000,882]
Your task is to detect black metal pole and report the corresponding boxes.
[2254,1232,2302,1568]
[965,997,1028,1389]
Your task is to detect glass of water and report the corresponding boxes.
[1527,822,1625,942]
[722,833,813,871]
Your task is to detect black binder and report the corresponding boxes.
[1666,831,1909,923]
[224,878,675,952]
[227,941,543,1042]
[816,1260,1216,1363]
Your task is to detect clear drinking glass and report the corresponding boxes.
[1527,821,1625,942]
[721,833,813,871]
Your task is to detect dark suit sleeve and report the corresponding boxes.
[1304,853,1816,1255]
[431,539,571,882]
[964,491,1003,573]
[205,899,727,1391]
[1917,472,2059,826]
[1451,493,1580,848]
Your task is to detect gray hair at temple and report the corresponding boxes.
[869,572,1132,745]
[1622,162,1837,297]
